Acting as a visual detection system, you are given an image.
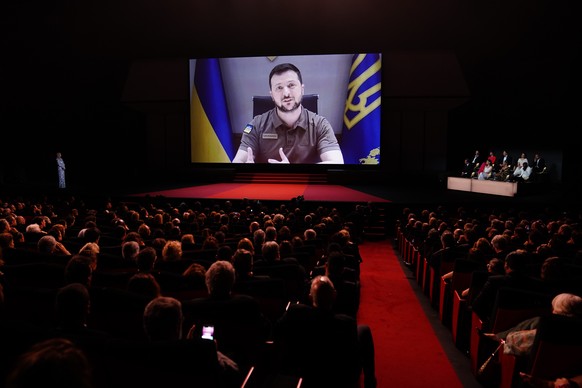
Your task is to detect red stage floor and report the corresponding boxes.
[132,183,391,203]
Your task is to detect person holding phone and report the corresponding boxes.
[232,63,344,164]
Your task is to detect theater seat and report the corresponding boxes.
[439,259,479,328]
[470,287,552,377]
[498,315,582,388]
[92,338,222,388]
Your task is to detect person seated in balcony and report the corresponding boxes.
[508,161,533,182]
[499,150,513,170]
[531,153,548,182]
[461,158,473,178]
[532,153,546,174]
[469,150,482,173]
[495,159,513,181]
[515,152,529,171]
[474,151,496,178]
[478,159,494,180]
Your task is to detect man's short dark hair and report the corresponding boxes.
[269,63,302,89]
[505,249,528,272]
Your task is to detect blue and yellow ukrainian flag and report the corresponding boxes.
[191,58,235,162]
[341,53,382,164]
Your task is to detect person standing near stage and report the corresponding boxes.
[56,152,66,189]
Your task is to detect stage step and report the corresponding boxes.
[233,173,328,184]
[364,205,389,240]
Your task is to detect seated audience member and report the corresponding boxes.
[275,276,376,388]
[49,283,111,348]
[236,237,255,257]
[460,257,505,298]
[180,233,197,252]
[0,219,11,235]
[143,296,184,341]
[182,262,207,290]
[531,152,546,175]
[78,242,99,271]
[150,237,167,256]
[469,149,482,173]
[487,150,497,166]
[48,224,66,242]
[215,245,233,262]
[252,229,266,251]
[181,260,271,371]
[482,293,582,356]
[256,241,293,266]
[143,296,241,384]
[161,240,183,262]
[476,151,496,179]
[325,251,360,318]
[461,158,473,178]
[497,150,513,171]
[515,152,529,170]
[520,372,582,388]
[80,225,101,245]
[232,248,264,282]
[478,159,494,180]
[495,159,513,181]
[38,234,71,256]
[123,231,145,248]
[127,273,161,301]
[491,234,512,262]
[508,161,533,182]
[5,338,93,388]
[427,230,459,273]
[0,232,15,251]
[121,241,140,262]
[137,223,151,244]
[471,250,543,325]
[136,246,158,273]
[64,255,94,287]
[303,228,318,243]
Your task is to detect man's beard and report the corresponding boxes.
[276,98,302,113]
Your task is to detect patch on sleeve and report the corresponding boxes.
[243,124,253,134]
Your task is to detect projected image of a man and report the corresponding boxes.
[232,63,344,164]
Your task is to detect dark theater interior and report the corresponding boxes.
[1,1,581,387]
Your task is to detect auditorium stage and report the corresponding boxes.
[1,175,567,208]
[125,179,567,208]
[131,182,391,203]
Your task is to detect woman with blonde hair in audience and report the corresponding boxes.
[483,293,582,355]
[237,237,255,256]
[78,242,100,270]
[161,240,182,262]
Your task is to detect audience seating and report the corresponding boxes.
[439,259,480,329]
[451,270,489,353]
[429,258,456,310]
[1,262,66,289]
[91,338,223,388]
[87,287,151,341]
[2,285,59,328]
[469,287,553,376]
[253,263,307,302]
[233,277,290,325]
[498,315,582,388]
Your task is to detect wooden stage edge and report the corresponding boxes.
[447,177,518,197]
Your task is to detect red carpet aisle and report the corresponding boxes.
[357,240,464,387]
